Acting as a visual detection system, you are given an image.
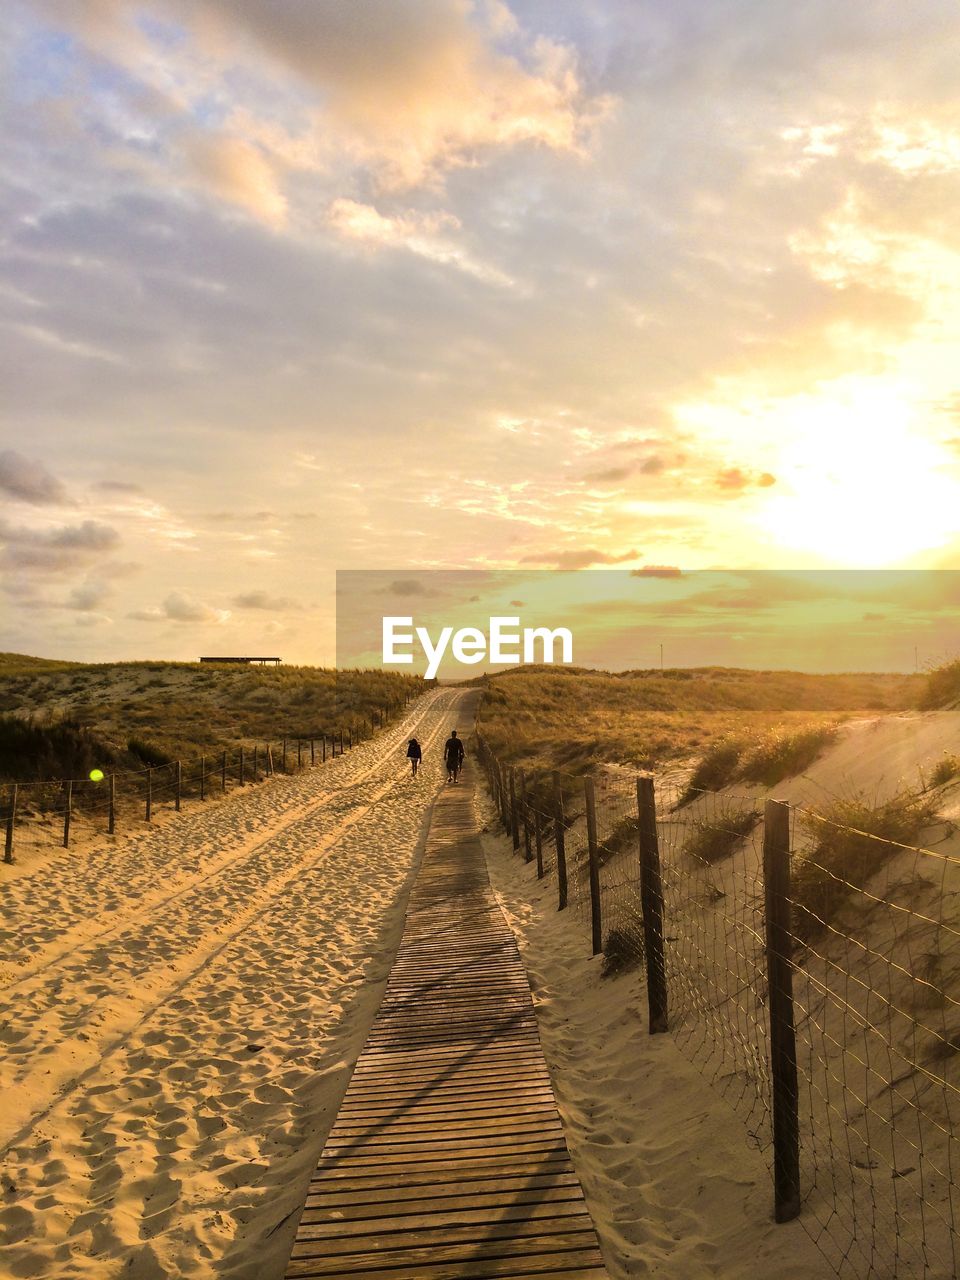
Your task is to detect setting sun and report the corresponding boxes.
[758,385,960,565]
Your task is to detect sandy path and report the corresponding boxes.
[0,687,473,1279]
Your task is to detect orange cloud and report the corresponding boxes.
[181,133,288,225]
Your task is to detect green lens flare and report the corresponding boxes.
[89,768,105,782]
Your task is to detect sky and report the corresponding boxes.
[2,1,960,666]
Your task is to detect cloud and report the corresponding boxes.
[0,450,70,505]
[584,465,634,484]
[66,579,113,611]
[181,132,288,226]
[91,479,143,494]
[184,0,608,189]
[715,467,777,492]
[631,566,682,579]
[232,590,300,610]
[129,592,231,623]
[521,547,640,570]
[38,0,608,205]
[325,198,515,284]
[0,518,122,572]
[386,578,429,597]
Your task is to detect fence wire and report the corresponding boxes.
[475,731,960,1279]
[786,805,960,1279]
[656,785,772,1153]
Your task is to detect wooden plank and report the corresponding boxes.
[328,1117,566,1139]
[287,1252,608,1279]
[332,1105,563,1127]
[301,1172,582,1201]
[335,1093,562,1114]
[289,1230,601,1267]
[292,1215,597,1254]
[283,756,610,1280]
[306,1158,575,1188]
[296,1203,593,1235]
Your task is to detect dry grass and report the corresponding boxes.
[921,659,960,710]
[0,656,423,783]
[476,666,916,777]
[680,738,746,801]
[682,806,761,865]
[738,724,839,786]
[792,792,938,944]
[601,922,644,978]
[931,755,960,788]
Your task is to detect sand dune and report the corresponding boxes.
[0,687,471,1279]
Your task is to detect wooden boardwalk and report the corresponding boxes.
[284,758,610,1279]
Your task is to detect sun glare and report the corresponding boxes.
[758,386,959,565]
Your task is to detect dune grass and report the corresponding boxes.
[931,755,960,788]
[680,738,746,801]
[0,656,423,783]
[921,659,960,710]
[682,806,761,865]
[477,665,915,778]
[792,792,937,944]
[601,923,645,978]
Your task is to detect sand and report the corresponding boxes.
[0,687,472,1279]
[5,698,958,1278]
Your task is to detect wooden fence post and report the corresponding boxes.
[763,798,801,1223]
[584,777,602,956]
[310,738,315,766]
[5,784,17,862]
[62,780,73,848]
[347,728,352,750]
[534,808,544,879]
[508,768,520,852]
[519,769,533,862]
[339,730,344,754]
[253,744,259,781]
[637,775,668,1034]
[146,768,153,822]
[322,736,327,763]
[221,751,227,793]
[108,773,116,835]
[200,755,206,800]
[553,771,568,911]
[175,760,182,811]
[267,745,274,776]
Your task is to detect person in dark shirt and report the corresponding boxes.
[443,729,464,783]
[406,738,422,778]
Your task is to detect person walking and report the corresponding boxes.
[406,737,422,778]
[443,729,464,783]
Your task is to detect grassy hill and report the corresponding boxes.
[475,665,923,774]
[0,656,424,782]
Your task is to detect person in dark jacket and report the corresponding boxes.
[406,738,422,777]
[443,729,464,783]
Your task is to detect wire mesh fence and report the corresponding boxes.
[474,732,960,1279]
